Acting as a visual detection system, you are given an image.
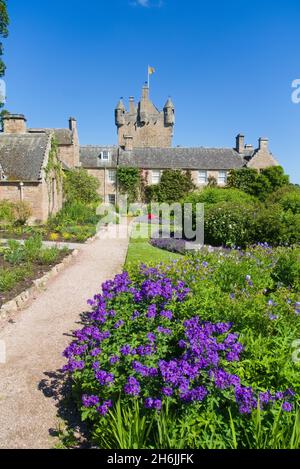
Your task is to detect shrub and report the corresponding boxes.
[0,200,14,227]
[62,253,300,449]
[38,247,60,265]
[0,266,32,292]
[3,240,25,265]
[64,168,100,204]
[157,170,195,203]
[183,187,256,208]
[271,250,300,289]
[12,201,32,226]
[23,234,43,261]
[204,202,258,248]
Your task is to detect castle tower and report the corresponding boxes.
[115,84,175,149]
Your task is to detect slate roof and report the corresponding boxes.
[118,147,245,170]
[29,128,73,145]
[80,146,118,168]
[0,132,50,181]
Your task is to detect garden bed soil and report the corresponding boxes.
[0,250,71,308]
[0,231,86,244]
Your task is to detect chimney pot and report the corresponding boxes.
[259,137,269,151]
[3,114,27,134]
[236,134,245,154]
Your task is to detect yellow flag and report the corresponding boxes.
[148,66,155,75]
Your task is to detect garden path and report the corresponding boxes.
[0,222,131,449]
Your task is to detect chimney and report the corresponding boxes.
[142,83,149,101]
[124,135,133,151]
[129,97,135,114]
[3,114,27,134]
[69,116,77,132]
[259,137,269,151]
[235,134,245,153]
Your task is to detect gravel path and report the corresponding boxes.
[0,223,131,449]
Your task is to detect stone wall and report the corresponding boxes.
[86,168,117,202]
[0,179,62,223]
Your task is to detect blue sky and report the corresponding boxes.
[3,0,300,182]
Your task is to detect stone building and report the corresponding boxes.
[0,84,280,217]
[0,114,80,222]
[80,84,279,204]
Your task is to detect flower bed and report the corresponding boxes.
[63,245,300,449]
[0,236,70,308]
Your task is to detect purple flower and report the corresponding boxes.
[157,326,172,335]
[124,377,141,396]
[162,387,173,397]
[114,320,124,329]
[160,310,173,320]
[282,402,293,412]
[82,395,99,408]
[145,398,162,410]
[90,348,101,357]
[147,304,157,319]
[109,355,120,365]
[95,370,114,386]
[147,333,156,343]
[120,345,131,356]
[97,400,112,416]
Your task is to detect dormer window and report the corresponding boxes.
[100,150,110,161]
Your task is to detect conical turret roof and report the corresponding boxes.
[115,98,125,110]
[164,97,174,109]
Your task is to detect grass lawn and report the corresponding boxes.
[125,222,182,268]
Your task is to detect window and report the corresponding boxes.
[151,170,161,185]
[100,150,110,161]
[108,194,116,205]
[218,170,227,185]
[108,170,116,184]
[198,170,207,184]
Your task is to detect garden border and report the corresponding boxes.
[0,248,79,320]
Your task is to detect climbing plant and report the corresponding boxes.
[117,167,141,203]
[44,137,64,208]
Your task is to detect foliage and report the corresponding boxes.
[44,137,64,207]
[271,249,300,290]
[157,170,195,204]
[12,201,32,226]
[227,166,290,201]
[63,246,300,448]
[64,168,100,205]
[117,167,141,203]
[0,200,32,228]
[0,266,32,292]
[0,0,8,79]
[183,187,256,208]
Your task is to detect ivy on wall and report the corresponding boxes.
[44,137,64,209]
[116,167,141,203]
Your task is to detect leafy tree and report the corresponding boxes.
[64,168,100,204]
[117,168,141,203]
[157,169,195,203]
[0,0,8,79]
[228,166,290,201]
[227,168,258,193]
[0,0,9,128]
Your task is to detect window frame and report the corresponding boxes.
[198,170,208,185]
[107,169,116,184]
[108,194,116,205]
[100,150,110,161]
[151,170,161,185]
[218,170,227,185]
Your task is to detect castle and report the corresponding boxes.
[0,84,279,221]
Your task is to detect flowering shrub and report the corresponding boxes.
[150,236,187,255]
[63,246,300,448]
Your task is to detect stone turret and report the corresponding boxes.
[115,98,125,127]
[115,85,175,149]
[164,98,175,126]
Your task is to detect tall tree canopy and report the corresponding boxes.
[0,0,9,78]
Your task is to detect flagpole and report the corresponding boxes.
[147,65,150,90]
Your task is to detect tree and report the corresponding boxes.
[228,166,290,201]
[0,0,8,79]
[0,0,9,129]
[64,168,100,204]
[157,169,195,203]
[227,168,258,193]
